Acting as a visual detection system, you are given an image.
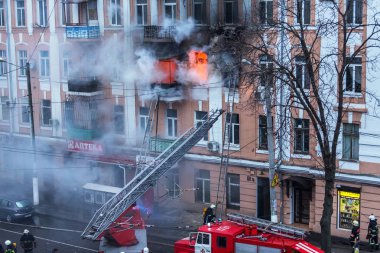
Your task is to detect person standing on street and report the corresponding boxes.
[350,220,361,253]
[368,214,379,251]
[4,240,16,253]
[20,229,36,253]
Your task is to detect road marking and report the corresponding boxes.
[148,240,172,247]
[0,227,97,252]
[0,220,83,233]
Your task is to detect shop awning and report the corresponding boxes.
[291,242,324,253]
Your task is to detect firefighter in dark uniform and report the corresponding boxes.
[350,220,360,253]
[368,214,379,251]
[203,204,216,225]
[20,229,36,253]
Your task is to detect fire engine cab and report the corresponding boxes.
[174,213,324,253]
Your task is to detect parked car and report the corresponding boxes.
[0,196,33,222]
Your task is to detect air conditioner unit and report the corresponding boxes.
[207,141,219,152]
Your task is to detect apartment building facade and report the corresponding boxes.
[0,0,379,238]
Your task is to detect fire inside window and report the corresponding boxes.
[188,50,208,84]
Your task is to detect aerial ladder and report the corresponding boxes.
[82,109,224,240]
[216,68,238,217]
[227,213,309,239]
[136,96,160,175]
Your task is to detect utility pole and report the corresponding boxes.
[265,76,277,223]
[26,62,39,205]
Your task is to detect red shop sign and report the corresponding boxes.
[67,139,104,154]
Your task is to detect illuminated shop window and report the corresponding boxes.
[338,190,360,229]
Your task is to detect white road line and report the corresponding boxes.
[0,228,97,252]
[0,221,83,233]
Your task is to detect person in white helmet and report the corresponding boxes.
[203,204,216,225]
[4,240,16,253]
[350,220,360,253]
[20,229,36,253]
[367,214,379,251]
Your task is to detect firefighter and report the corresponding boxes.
[350,220,360,253]
[20,229,36,253]
[203,204,216,225]
[368,214,379,251]
[4,240,16,253]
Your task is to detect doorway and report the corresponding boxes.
[293,181,312,224]
[257,177,270,220]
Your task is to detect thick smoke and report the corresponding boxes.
[161,18,195,44]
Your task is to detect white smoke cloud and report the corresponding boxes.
[162,17,195,44]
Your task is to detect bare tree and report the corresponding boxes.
[236,0,380,252]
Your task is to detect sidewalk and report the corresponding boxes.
[35,203,375,253]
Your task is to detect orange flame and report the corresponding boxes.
[156,58,177,84]
[188,50,208,84]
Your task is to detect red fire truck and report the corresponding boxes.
[175,213,324,253]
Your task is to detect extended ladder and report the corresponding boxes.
[136,96,159,175]
[216,70,238,217]
[227,213,308,239]
[82,109,224,240]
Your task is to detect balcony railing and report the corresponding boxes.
[144,26,176,41]
[149,138,175,153]
[66,24,100,39]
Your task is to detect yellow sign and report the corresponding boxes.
[339,191,360,199]
[271,173,279,187]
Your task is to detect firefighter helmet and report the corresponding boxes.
[4,240,11,246]
[210,204,216,209]
[24,229,29,234]
[353,220,359,226]
[369,214,376,221]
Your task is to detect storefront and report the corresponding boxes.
[337,185,361,230]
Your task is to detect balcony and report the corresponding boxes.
[144,26,176,42]
[149,138,175,153]
[66,24,100,39]
[68,77,102,95]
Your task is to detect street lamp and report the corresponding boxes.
[0,58,39,205]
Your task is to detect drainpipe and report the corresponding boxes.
[278,0,286,224]
[5,0,15,136]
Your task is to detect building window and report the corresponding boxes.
[193,0,206,24]
[345,57,362,93]
[259,55,274,87]
[338,190,360,229]
[139,107,149,132]
[295,56,310,89]
[61,2,71,25]
[195,111,208,141]
[16,0,25,26]
[294,118,309,154]
[224,0,238,24]
[41,99,52,126]
[342,123,359,160]
[88,0,98,20]
[0,50,7,76]
[21,98,30,124]
[62,51,71,79]
[226,173,240,209]
[346,0,362,25]
[114,105,124,134]
[167,108,177,137]
[37,0,47,26]
[259,115,268,150]
[226,113,239,145]
[0,0,5,27]
[40,51,50,78]
[296,0,311,25]
[217,237,227,248]
[0,96,9,121]
[164,0,176,21]
[136,0,148,25]
[167,170,180,198]
[18,50,27,77]
[110,0,121,25]
[259,0,273,25]
[195,170,210,203]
